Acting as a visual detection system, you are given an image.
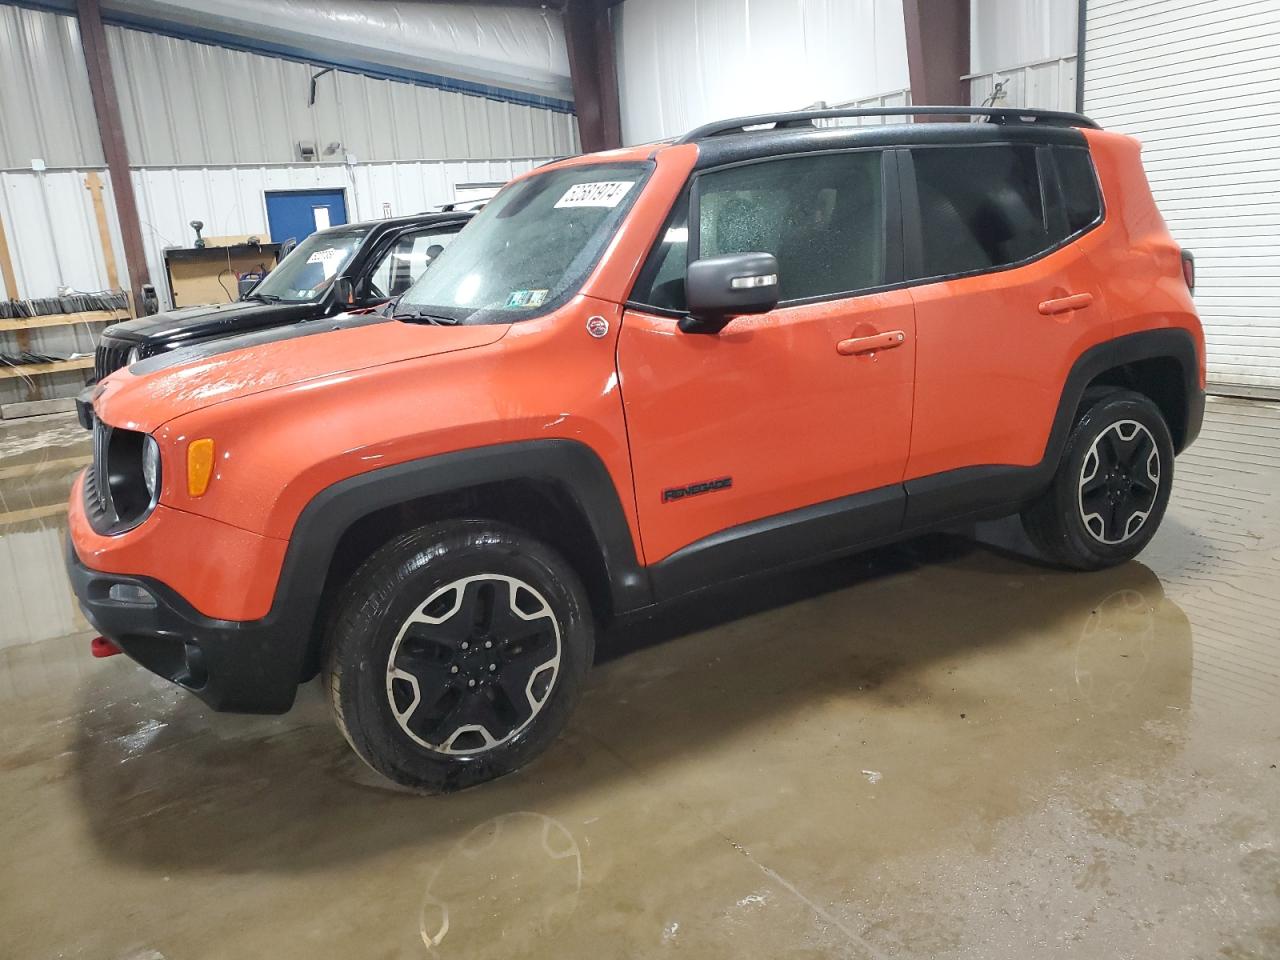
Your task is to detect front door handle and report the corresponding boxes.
[837,330,906,356]
[1038,292,1094,315]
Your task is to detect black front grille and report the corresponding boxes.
[84,419,156,535]
[91,418,111,514]
[83,435,114,532]
[94,338,136,379]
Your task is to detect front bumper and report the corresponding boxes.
[66,537,305,714]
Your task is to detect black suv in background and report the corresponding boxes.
[94,211,473,378]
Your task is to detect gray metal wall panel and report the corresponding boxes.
[0,6,579,170]
[0,5,103,169]
[100,20,581,166]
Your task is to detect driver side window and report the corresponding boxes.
[630,151,885,312]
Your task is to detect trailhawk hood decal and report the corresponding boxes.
[93,315,509,432]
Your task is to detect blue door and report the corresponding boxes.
[265,189,348,245]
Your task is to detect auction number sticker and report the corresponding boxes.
[555,181,635,209]
[306,246,344,278]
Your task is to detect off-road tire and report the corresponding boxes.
[1022,389,1175,570]
[323,520,593,792]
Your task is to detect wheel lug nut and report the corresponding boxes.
[484,640,493,649]
[468,678,476,688]
[461,641,469,651]
[450,665,459,674]
[489,663,497,671]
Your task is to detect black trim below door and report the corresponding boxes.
[649,484,905,601]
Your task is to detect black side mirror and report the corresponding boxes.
[333,276,355,306]
[679,252,780,333]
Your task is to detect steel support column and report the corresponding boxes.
[75,0,151,311]
[564,0,622,152]
[902,0,971,113]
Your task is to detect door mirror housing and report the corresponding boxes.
[680,252,780,333]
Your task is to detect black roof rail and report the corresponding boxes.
[676,106,1100,143]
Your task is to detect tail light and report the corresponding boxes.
[1180,249,1195,293]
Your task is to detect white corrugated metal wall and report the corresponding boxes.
[1085,0,1280,398]
[967,0,1077,111]
[0,3,578,298]
[613,0,911,144]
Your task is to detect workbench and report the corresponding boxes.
[162,242,281,309]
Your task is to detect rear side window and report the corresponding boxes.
[630,151,885,310]
[1054,146,1103,235]
[910,144,1049,278]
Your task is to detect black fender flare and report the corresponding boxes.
[1048,327,1203,457]
[268,439,652,647]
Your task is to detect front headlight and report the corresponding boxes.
[142,435,160,500]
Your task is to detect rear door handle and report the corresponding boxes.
[1038,292,1094,315]
[836,330,906,356]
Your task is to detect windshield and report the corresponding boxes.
[397,162,651,324]
[252,226,371,303]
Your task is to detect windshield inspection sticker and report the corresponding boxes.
[505,289,549,309]
[554,181,635,209]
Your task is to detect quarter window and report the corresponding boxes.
[910,144,1050,278]
[1054,146,1103,236]
[630,194,690,311]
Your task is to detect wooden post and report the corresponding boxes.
[84,171,120,291]
[75,0,150,311]
[0,209,17,301]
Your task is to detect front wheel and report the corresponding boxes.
[1022,389,1175,570]
[324,520,594,792]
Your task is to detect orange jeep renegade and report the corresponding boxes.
[67,107,1204,791]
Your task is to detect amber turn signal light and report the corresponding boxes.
[187,438,215,496]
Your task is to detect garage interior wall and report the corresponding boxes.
[93,0,574,105]
[1085,0,1280,398]
[613,0,911,144]
[966,0,1077,111]
[0,3,578,294]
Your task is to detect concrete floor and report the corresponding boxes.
[1,398,1277,959]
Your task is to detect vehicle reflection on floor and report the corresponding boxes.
[0,398,1276,959]
[0,414,91,649]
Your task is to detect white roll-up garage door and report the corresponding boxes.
[1085,0,1280,398]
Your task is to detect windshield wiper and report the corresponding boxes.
[392,307,459,326]
[243,292,281,303]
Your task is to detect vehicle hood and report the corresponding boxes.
[94,313,510,432]
[103,300,317,345]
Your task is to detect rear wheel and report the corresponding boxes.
[324,520,593,792]
[1022,389,1175,570]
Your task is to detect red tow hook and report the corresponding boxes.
[90,636,122,658]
